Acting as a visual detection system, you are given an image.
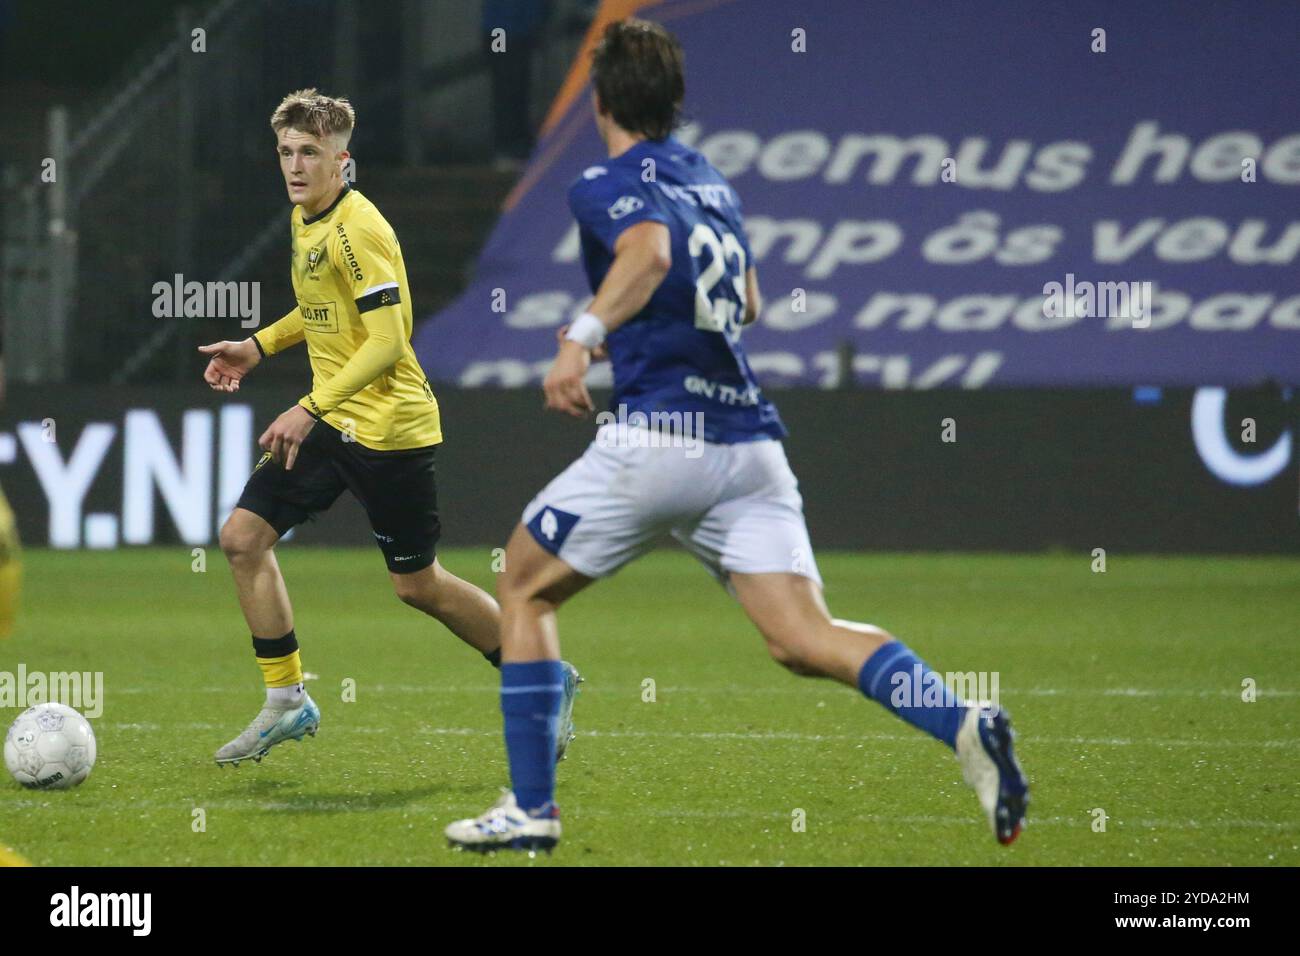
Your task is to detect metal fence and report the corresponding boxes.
[1,0,591,387]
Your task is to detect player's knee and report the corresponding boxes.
[392,572,434,608]
[764,634,816,675]
[391,565,445,613]
[497,528,586,614]
[761,614,855,676]
[219,516,269,563]
[496,570,535,612]
[764,636,797,668]
[392,576,425,609]
[497,559,542,609]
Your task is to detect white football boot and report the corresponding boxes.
[956,703,1029,845]
[445,791,561,854]
[214,693,320,767]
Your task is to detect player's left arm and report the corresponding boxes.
[545,220,671,417]
[260,221,406,468]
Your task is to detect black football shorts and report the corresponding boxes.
[235,420,441,573]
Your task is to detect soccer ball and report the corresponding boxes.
[4,702,97,790]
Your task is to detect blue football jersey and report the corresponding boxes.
[568,135,786,443]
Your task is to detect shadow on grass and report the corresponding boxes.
[214,776,491,814]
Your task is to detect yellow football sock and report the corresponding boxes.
[252,631,303,688]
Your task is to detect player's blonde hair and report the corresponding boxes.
[270,88,355,147]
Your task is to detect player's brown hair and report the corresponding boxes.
[269,88,355,146]
[590,18,684,141]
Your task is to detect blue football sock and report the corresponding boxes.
[857,642,967,749]
[501,660,565,812]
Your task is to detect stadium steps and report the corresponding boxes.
[189,165,517,386]
[355,166,517,315]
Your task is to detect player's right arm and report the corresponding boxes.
[252,305,306,356]
[197,306,303,393]
[585,221,673,332]
[545,173,673,417]
[545,220,671,416]
[742,266,761,325]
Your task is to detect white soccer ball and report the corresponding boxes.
[4,702,97,790]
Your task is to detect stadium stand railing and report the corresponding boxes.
[1,0,591,388]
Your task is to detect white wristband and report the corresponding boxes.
[565,312,607,350]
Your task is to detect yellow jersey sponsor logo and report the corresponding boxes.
[299,300,339,333]
[335,223,363,282]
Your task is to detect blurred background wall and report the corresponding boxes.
[1,0,1296,554]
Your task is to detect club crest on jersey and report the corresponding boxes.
[607,195,644,220]
[306,244,325,273]
[526,506,580,555]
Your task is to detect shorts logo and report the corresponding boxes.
[607,195,644,220]
[526,506,580,556]
[253,451,273,471]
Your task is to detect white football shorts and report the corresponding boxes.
[521,423,822,588]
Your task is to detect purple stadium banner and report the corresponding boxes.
[415,0,1300,389]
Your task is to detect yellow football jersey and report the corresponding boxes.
[253,184,442,450]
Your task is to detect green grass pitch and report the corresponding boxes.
[2,547,1297,866]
